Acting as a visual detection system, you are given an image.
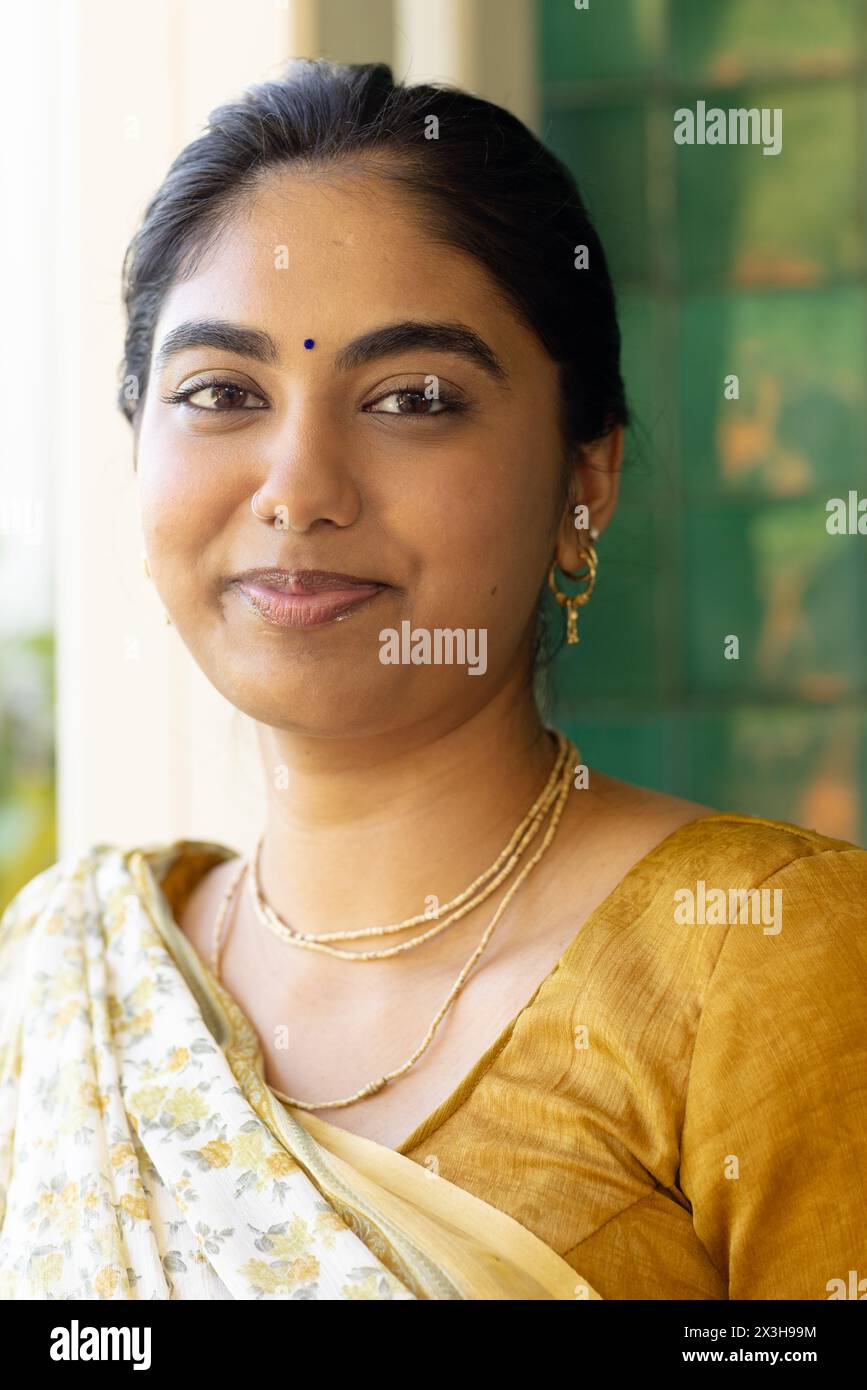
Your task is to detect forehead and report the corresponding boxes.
[153,167,524,353]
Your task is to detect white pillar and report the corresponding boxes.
[394,0,537,130]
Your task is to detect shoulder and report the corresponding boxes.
[652,809,867,932]
[592,775,867,910]
[0,837,220,966]
[679,812,863,953]
[677,813,867,1011]
[167,849,244,959]
[583,767,863,875]
[555,765,867,959]
[671,820,867,1297]
[0,849,92,1023]
[0,841,125,948]
[571,765,845,915]
[662,813,867,1144]
[570,796,867,1023]
[0,857,66,954]
[0,843,111,941]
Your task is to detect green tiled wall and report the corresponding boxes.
[539,0,867,845]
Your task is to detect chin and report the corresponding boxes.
[209,655,498,742]
[202,661,413,739]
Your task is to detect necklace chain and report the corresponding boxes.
[209,730,577,1111]
[249,731,571,960]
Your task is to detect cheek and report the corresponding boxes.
[137,423,229,557]
[402,451,555,625]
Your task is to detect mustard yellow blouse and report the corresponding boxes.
[162,811,867,1301]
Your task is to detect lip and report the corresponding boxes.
[229,568,389,629]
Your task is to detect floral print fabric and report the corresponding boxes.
[0,845,417,1299]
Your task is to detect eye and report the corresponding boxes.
[364,385,466,417]
[159,377,269,412]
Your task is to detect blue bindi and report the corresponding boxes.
[303,338,315,349]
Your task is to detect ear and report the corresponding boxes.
[554,425,623,572]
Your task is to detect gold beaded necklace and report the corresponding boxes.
[209,729,577,1111]
[250,731,571,960]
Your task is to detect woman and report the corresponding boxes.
[1,59,865,1301]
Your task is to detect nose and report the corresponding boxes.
[251,417,362,534]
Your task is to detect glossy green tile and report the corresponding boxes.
[682,503,867,698]
[619,291,678,466]
[539,0,665,84]
[553,712,680,792]
[542,105,651,284]
[676,707,867,847]
[679,287,867,499]
[537,0,867,850]
[666,711,733,809]
[674,83,861,287]
[671,0,862,82]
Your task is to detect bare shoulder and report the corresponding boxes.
[510,765,722,935]
[587,767,717,836]
[176,855,244,962]
[553,765,719,891]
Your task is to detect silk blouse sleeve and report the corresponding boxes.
[678,843,867,1300]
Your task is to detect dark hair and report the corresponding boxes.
[118,58,630,676]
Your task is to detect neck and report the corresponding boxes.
[251,680,564,938]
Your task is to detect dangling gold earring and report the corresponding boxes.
[547,539,598,645]
[141,549,172,626]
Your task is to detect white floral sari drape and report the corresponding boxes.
[0,842,601,1300]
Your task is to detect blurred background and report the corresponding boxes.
[2,0,865,912]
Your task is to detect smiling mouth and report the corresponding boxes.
[229,571,389,629]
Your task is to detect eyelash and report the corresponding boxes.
[158,376,468,418]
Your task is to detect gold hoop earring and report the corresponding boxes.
[547,542,598,645]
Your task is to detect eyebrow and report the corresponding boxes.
[153,317,509,382]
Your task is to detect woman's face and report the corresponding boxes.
[136,169,586,740]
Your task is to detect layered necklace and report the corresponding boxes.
[209,728,577,1111]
